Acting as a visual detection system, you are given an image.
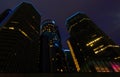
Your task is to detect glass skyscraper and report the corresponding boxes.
[66,12,120,72]
[40,19,68,72]
[0,2,40,72]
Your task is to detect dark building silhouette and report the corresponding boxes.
[0,2,40,72]
[64,49,76,72]
[40,19,68,72]
[65,12,120,72]
[0,9,12,23]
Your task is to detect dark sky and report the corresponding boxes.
[0,0,120,48]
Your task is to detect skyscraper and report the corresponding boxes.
[0,2,40,72]
[40,19,68,72]
[66,12,120,72]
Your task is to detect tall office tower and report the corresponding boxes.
[66,12,120,72]
[0,2,40,72]
[40,19,68,72]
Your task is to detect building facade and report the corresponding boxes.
[0,2,41,72]
[40,19,68,72]
[66,12,120,72]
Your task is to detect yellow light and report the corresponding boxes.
[90,44,94,47]
[94,45,120,54]
[68,18,90,33]
[104,67,110,72]
[95,66,101,72]
[114,56,120,60]
[67,40,80,72]
[86,36,102,47]
[9,27,14,30]
[68,22,77,32]
[93,45,104,51]
[79,18,90,22]
[19,29,28,37]
[49,45,53,47]
[60,69,63,72]
[30,25,35,30]
[18,29,32,40]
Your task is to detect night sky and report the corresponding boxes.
[0,0,120,48]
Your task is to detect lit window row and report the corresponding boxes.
[68,18,91,33]
[86,36,102,47]
[0,27,15,30]
[67,40,80,72]
[42,27,56,33]
[18,29,32,40]
[114,56,120,60]
[79,18,90,23]
[94,45,120,54]
[92,61,110,72]
[68,22,77,32]
[49,44,53,47]
[95,66,110,72]
[8,27,14,30]
[93,45,104,51]
[57,68,63,72]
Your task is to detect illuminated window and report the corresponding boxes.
[60,69,63,72]
[68,22,78,32]
[95,66,101,72]
[104,67,110,72]
[86,36,102,47]
[100,67,106,72]
[94,45,120,54]
[9,27,14,30]
[67,40,80,72]
[90,44,94,47]
[93,45,104,51]
[49,45,53,47]
[79,18,90,22]
[114,56,120,60]
[80,49,82,51]
[18,29,32,40]
[30,25,35,30]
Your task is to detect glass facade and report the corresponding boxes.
[40,19,68,72]
[66,12,120,72]
[0,2,40,72]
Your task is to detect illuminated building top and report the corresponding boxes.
[41,19,61,47]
